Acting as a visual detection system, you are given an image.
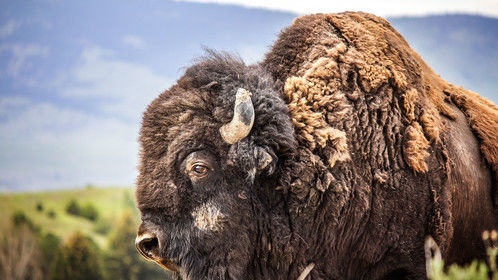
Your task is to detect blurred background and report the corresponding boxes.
[0,0,496,279]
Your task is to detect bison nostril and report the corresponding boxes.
[141,238,158,256]
[135,233,160,260]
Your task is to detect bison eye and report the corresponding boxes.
[183,151,215,179]
[191,163,209,177]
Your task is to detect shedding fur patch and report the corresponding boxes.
[191,203,225,231]
[283,43,351,168]
[403,88,418,122]
[403,122,430,173]
[374,170,389,184]
[270,12,497,176]
[420,108,440,142]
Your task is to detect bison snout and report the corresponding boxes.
[135,225,180,272]
[135,232,160,261]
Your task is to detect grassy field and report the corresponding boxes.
[1,187,496,280]
[0,186,139,248]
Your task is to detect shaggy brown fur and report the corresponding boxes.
[264,12,497,176]
[136,12,497,280]
[263,11,498,273]
[447,85,498,175]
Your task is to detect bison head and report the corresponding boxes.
[135,53,297,279]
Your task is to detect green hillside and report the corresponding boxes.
[0,187,170,280]
[1,187,495,280]
[0,186,139,248]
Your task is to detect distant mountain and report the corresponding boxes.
[388,14,497,101]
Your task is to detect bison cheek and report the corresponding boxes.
[191,202,227,232]
[188,199,257,273]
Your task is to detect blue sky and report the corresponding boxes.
[0,0,294,191]
[180,0,498,17]
[0,0,496,191]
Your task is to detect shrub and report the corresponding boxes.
[50,232,103,280]
[12,210,39,232]
[36,201,44,212]
[39,232,61,260]
[104,211,168,280]
[80,203,99,221]
[47,209,56,219]
[38,232,61,278]
[65,200,99,221]
[65,199,81,216]
[93,217,112,235]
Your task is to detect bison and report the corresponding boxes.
[135,12,498,279]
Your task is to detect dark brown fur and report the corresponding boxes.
[136,12,498,279]
[263,11,498,274]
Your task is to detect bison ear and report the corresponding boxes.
[257,147,276,175]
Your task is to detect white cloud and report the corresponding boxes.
[238,44,267,65]
[176,0,498,17]
[122,34,147,49]
[0,97,139,191]
[0,46,174,191]
[59,46,172,120]
[0,43,49,78]
[0,96,31,111]
[0,19,22,38]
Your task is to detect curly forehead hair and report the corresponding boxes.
[136,51,297,210]
[142,51,296,158]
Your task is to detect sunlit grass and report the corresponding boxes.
[0,186,138,248]
[426,231,498,280]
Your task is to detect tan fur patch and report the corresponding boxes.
[420,108,440,142]
[403,122,430,173]
[329,14,408,93]
[191,203,225,231]
[283,42,351,168]
[272,12,497,175]
[403,88,418,122]
[374,170,389,184]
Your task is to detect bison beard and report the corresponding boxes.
[135,12,498,280]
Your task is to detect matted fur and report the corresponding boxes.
[264,11,497,274]
[136,12,497,280]
[265,12,497,178]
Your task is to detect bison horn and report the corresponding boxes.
[219,88,255,144]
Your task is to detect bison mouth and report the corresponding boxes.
[155,257,180,273]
